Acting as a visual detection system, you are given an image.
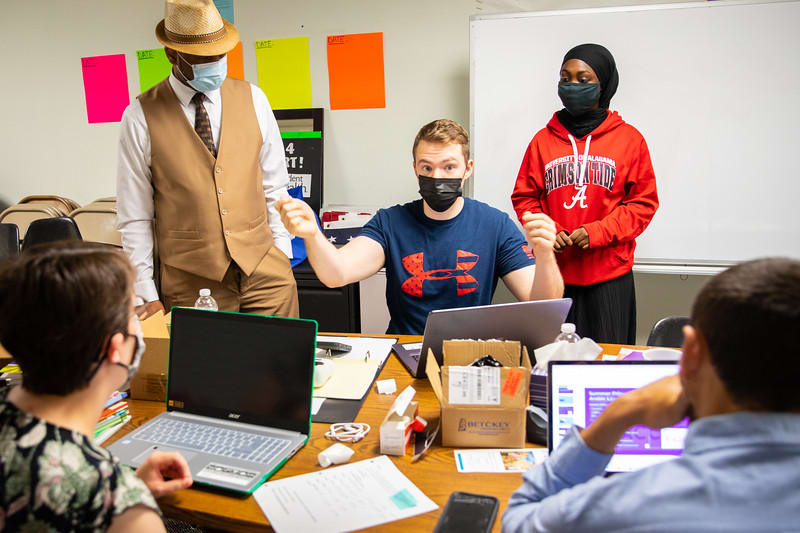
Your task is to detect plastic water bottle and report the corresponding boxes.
[194,288,218,311]
[555,323,580,343]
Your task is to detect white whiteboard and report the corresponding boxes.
[470,0,800,265]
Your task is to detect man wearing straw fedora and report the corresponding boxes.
[117,0,298,318]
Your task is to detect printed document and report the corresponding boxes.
[254,455,437,532]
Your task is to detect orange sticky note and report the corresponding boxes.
[502,368,524,396]
[227,41,244,80]
[326,32,385,110]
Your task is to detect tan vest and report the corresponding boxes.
[139,78,273,281]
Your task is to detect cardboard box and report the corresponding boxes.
[130,311,170,402]
[380,386,418,455]
[427,340,531,448]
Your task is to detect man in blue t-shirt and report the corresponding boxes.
[276,119,563,334]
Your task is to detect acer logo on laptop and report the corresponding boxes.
[228,413,241,419]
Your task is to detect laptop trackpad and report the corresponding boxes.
[132,445,197,467]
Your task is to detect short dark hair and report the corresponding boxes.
[0,242,134,395]
[691,258,800,411]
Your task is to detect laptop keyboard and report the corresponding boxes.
[136,419,291,465]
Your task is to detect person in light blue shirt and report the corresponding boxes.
[503,257,800,533]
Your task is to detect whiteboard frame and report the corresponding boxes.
[468,0,797,272]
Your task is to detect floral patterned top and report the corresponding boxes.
[0,390,159,531]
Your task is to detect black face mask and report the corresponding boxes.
[558,82,600,117]
[418,175,463,212]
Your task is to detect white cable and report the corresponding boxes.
[325,423,371,443]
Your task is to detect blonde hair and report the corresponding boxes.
[412,119,470,162]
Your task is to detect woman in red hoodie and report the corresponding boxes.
[512,43,658,344]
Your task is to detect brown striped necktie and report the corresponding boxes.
[191,92,217,158]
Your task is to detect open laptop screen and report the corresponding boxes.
[548,361,689,473]
[167,308,317,435]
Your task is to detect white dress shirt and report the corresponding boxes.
[117,73,292,304]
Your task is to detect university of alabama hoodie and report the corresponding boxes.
[512,111,658,286]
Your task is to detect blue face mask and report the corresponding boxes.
[177,53,227,92]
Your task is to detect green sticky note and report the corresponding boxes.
[390,489,417,510]
[280,131,322,139]
[136,48,171,93]
[255,37,312,110]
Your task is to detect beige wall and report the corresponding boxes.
[0,0,695,207]
[0,0,702,337]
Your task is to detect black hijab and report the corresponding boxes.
[557,43,619,138]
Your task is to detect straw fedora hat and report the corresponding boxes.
[155,0,239,56]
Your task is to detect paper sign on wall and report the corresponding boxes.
[81,54,130,123]
[326,32,385,110]
[213,0,234,22]
[138,42,242,91]
[227,41,244,80]
[255,37,312,110]
[281,131,321,199]
[136,48,171,92]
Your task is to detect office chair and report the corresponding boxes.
[646,316,691,348]
[0,223,20,261]
[21,216,82,252]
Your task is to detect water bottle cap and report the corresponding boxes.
[199,288,211,297]
[561,323,576,334]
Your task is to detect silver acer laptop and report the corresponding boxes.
[548,361,688,473]
[399,297,572,378]
[109,307,317,494]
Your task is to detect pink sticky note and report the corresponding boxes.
[81,54,130,123]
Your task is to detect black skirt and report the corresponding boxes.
[563,270,636,345]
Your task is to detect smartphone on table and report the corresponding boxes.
[433,491,500,533]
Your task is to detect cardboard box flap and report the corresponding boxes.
[141,311,169,339]
[390,386,416,416]
[442,339,522,367]
[425,348,444,404]
[131,311,170,402]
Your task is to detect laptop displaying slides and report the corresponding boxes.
[109,307,317,494]
[398,298,571,378]
[548,361,689,473]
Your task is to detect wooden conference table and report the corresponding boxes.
[106,336,641,532]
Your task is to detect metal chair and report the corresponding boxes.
[21,216,82,251]
[646,316,691,348]
[0,223,20,261]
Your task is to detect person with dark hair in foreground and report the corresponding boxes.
[0,242,192,532]
[503,258,800,532]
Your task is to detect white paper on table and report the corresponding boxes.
[454,448,548,473]
[311,397,325,415]
[254,455,437,533]
[316,336,398,365]
[376,378,397,394]
[601,354,619,361]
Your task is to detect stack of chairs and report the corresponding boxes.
[0,195,80,241]
[0,195,123,255]
[69,197,122,248]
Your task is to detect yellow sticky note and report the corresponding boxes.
[255,37,312,110]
